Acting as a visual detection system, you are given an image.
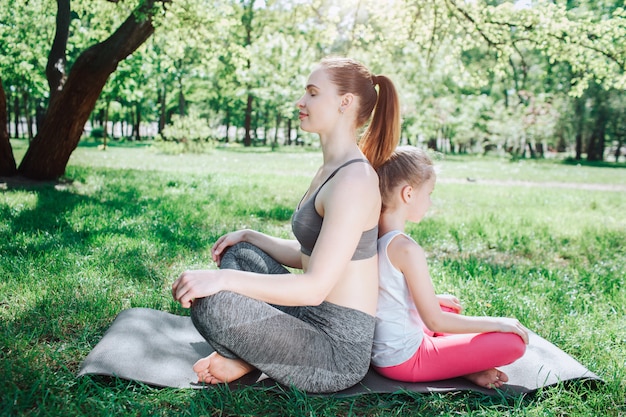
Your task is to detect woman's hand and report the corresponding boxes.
[172,269,224,308]
[437,294,463,313]
[496,317,530,344]
[211,230,248,266]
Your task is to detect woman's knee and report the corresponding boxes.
[191,291,239,324]
[219,242,256,271]
[220,242,276,273]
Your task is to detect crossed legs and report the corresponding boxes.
[189,242,375,393]
[374,331,526,388]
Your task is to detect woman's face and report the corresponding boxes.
[295,67,343,135]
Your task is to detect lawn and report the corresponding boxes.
[1,139,625,416]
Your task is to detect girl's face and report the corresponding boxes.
[407,176,436,223]
[295,67,343,135]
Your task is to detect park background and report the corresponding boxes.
[1,0,625,416]
[1,0,625,176]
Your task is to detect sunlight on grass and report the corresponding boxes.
[437,154,626,185]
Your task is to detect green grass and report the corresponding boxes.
[1,140,625,416]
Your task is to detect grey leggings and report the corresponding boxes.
[190,242,375,393]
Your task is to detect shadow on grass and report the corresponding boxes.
[0,174,214,278]
[562,157,626,169]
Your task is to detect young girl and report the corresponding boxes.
[372,146,528,389]
[172,57,401,393]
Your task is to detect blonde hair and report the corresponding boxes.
[319,57,400,169]
[376,146,435,212]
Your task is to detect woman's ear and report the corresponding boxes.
[340,93,354,111]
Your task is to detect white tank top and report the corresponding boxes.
[371,230,425,367]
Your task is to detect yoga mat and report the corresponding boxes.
[78,308,601,396]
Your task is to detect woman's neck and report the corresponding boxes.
[318,124,360,166]
[320,138,362,166]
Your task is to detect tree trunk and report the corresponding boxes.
[0,77,17,176]
[16,0,158,180]
[243,93,253,147]
[587,119,606,161]
[242,2,253,147]
[224,111,230,143]
[527,140,536,158]
[133,101,141,141]
[286,119,292,146]
[273,113,281,148]
[536,142,544,158]
[177,78,186,116]
[46,0,70,103]
[574,96,585,160]
[158,83,166,134]
[587,96,607,161]
[556,133,567,152]
[36,103,46,133]
[23,90,34,142]
[103,100,110,149]
[13,96,20,139]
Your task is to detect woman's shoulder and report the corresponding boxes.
[322,160,378,199]
[334,160,378,190]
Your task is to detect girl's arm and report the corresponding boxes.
[389,236,529,344]
[212,229,303,269]
[436,294,462,313]
[174,164,379,308]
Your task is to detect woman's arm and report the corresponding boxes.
[174,164,380,308]
[389,237,529,344]
[212,229,302,269]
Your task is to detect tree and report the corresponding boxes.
[440,0,625,159]
[0,77,17,176]
[0,0,52,144]
[3,0,164,180]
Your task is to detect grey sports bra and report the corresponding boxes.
[291,159,378,260]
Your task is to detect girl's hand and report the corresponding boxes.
[496,317,530,344]
[211,230,248,266]
[437,294,463,313]
[171,269,224,308]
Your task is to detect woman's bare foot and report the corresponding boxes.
[464,368,508,389]
[192,352,256,384]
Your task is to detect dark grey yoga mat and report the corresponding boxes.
[78,308,601,396]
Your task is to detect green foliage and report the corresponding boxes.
[1,0,625,171]
[90,127,105,139]
[155,111,216,154]
[0,145,624,416]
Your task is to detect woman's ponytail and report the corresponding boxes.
[359,75,400,169]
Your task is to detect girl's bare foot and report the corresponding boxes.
[464,368,508,389]
[192,352,255,384]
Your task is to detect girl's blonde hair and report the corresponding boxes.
[376,146,435,212]
[319,57,400,169]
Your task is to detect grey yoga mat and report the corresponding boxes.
[77,308,601,396]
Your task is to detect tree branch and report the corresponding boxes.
[46,0,70,103]
[444,0,502,48]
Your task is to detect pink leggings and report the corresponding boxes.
[374,311,526,383]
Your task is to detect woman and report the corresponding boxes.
[172,57,401,393]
